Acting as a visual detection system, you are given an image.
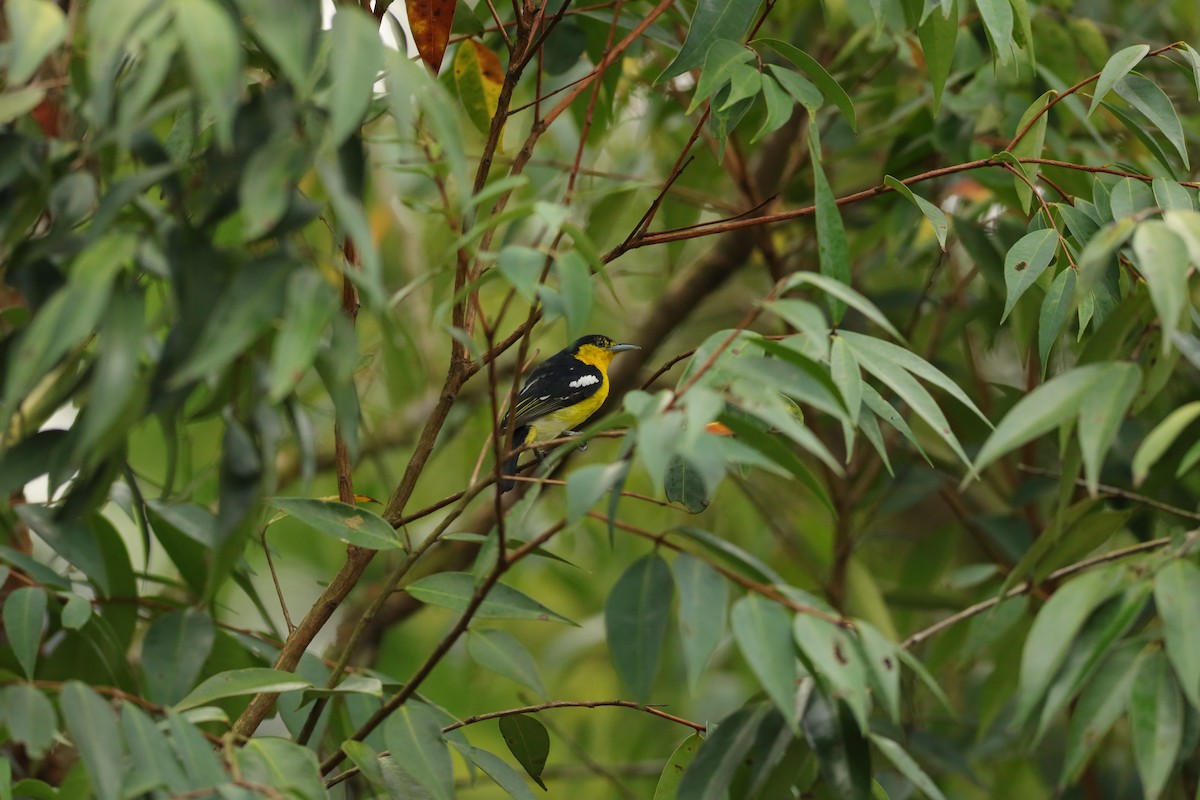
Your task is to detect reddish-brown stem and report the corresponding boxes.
[324,699,706,788]
[1005,42,1184,151]
[592,511,849,626]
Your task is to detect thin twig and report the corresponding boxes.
[1005,42,1184,151]
[260,525,295,634]
[324,699,706,788]
[901,535,1185,649]
[1017,465,1200,521]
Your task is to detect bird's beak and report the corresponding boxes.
[607,343,641,352]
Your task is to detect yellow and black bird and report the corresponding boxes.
[501,334,640,491]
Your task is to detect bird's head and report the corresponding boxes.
[571,334,640,367]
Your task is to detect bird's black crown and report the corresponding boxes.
[570,334,617,351]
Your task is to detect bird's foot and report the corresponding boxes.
[564,430,588,451]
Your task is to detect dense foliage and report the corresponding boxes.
[1,0,1199,797]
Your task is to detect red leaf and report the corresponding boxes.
[406,0,456,73]
[31,96,61,138]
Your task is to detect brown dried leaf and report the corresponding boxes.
[406,0,456,73]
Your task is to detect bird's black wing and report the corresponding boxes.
[508,351,604,426]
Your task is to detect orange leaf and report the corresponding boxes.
[406,0,456,73]
[705,421,734,437]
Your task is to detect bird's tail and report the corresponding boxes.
[500,425,530,493]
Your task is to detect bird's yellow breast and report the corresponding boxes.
[528,379,609,444]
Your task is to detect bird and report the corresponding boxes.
[500,334,640,492]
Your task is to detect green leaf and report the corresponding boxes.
[449,741,539,800]
[658,0,761,81]
[5,0,68,85]
[779,273,903,341]
[1061,642,1147,786]
[917,0,958,114]
[767,64,823,109]
[496,245,545,302]
[170,257,293,385]
[555,250,595,344]
[0,684,57,760]
[342,740,386,786]
[234,0,318,93]
[752,73,796,143]
[1154,559,1200,711]
[857,622,901,725]
[801,692,871,800]
[810,128,850,324]
[719,63,762,109]
[269,497,405,550]
[564,462,624,525]
[1133,221,1190,344]
[237,739,326,800]
[175,668,312,711]
[1001,228,1059,322]
[970,363,1113,478]
[1078,218,1136,295]
[665,456,710,513]
[1133,401,1200,485]
[1011,91,1056,213]
[383,702,454,800]
[60,593,92,630]
[679,704,774,800]
[688,39,753,113]
[1032,585,1149,740]
[732,595,798,722]
[1,233,131,422]
[842,335,971,466]
[1164,209,1200,265]
[839,332,988,423]
[793,615,871,732]
[884,176,949,250]
[240,138,303,242]
[1129,651,1183,800]
[3,586,45,679]
[0,86,45,124]
[174,0,242,150]
[673,526,787,586]
[121,704,189,795]
[869,735,946,800]
[268,269,339,401]
[1115,73,1189,170]
[167,710,225,785]
[327,5,384,148]
[1077,362,1140,494]
[1016,567,1120,723]
[60,682,124,800]
[74,287,145,459]
[17,508,116,597]
[1088,43,1148,115]
[142,609,216,706]
[1038,268,1076,372]
[605,553,674,702]
[673,553,727,693]
[757,38,856,130]
[653,734,703,800]
[405,572,576,624]
[975,0,1014,62]
[1152,177,1194,212]
[499,714,550,791]
[1173,42,1200,103]
[830,335,862,425]
[467,629,546,697]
